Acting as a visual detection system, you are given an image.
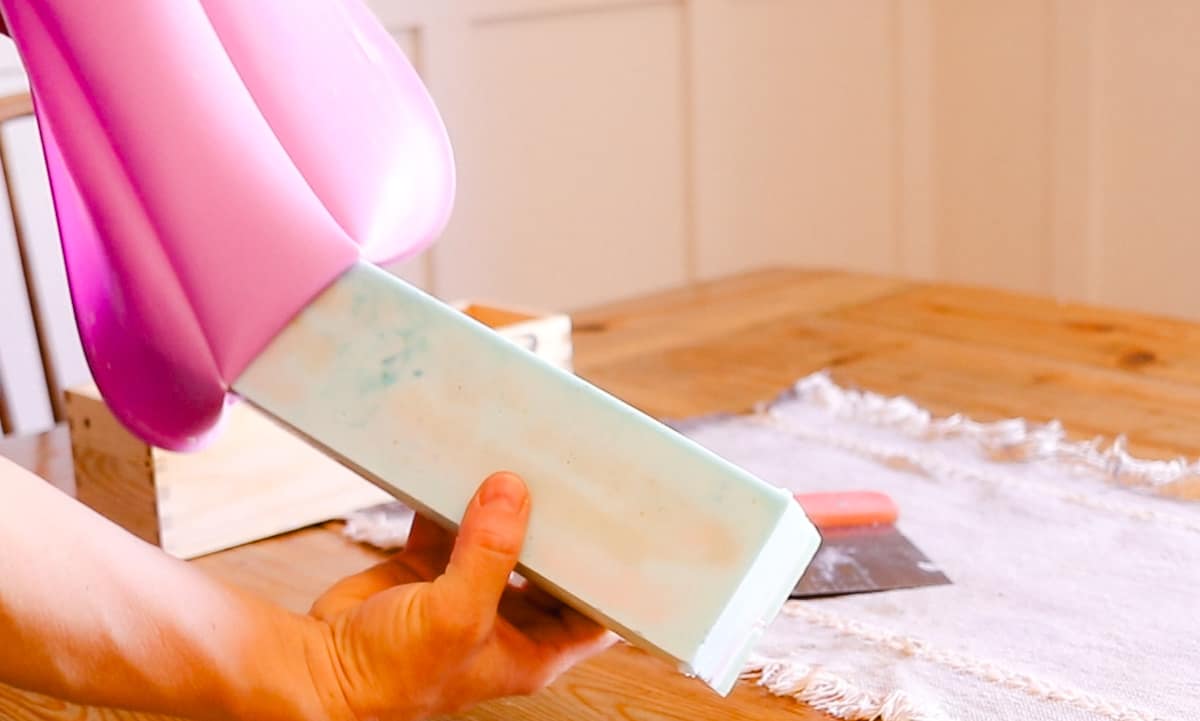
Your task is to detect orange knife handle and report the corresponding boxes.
[794,491,899,529]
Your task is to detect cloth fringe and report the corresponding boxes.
[742,655,945,721]
[750,413,1200,535]
[783,372,1200,494]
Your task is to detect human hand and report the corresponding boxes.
[303,472,615,721]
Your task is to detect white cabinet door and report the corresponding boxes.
[691,0,904,281]
[369,0,909,308]
[428,2,691,311]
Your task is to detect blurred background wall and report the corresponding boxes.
[2,0,1198,433]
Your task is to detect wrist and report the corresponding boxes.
[221,611,354,721]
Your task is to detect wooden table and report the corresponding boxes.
[3,268,1198,721]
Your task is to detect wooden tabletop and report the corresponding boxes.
[3,268,1198,721]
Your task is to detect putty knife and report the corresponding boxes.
[791,492,950,598]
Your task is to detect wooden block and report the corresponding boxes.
[67,390,161,546]
[67,385,392,559]
[66,301,574,558]
[453,299,574,371]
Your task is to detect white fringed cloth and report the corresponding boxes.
[344,373,1200,721]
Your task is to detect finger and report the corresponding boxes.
[309,553,433,620]
[499,579,575,628]
[430,472,531,645]
[521,604,613,651]
[535,624,619,685]
[499,583,577,634]
[499,586,546,629]
[482,616,616,698]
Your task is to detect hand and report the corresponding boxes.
[304,472,615,721]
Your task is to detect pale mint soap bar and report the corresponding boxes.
[235,262,821,694]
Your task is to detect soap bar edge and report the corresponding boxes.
[689,496,821,695]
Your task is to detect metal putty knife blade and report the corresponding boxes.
[791,524,951,598]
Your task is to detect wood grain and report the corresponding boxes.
[0,688,174,721]
[571,268,908,372]
[448,644,828,721]
[65,390,160,546]
[3,267,1199,720]
[588,310,1200,456]
[831,283,1200,386]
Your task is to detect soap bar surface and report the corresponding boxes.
[234,262,820,694]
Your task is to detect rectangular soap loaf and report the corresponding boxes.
[65,299,571,559]
[234,262,820,694]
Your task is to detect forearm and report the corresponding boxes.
[0,457,340,721]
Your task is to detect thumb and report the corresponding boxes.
[433,472,531,638]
